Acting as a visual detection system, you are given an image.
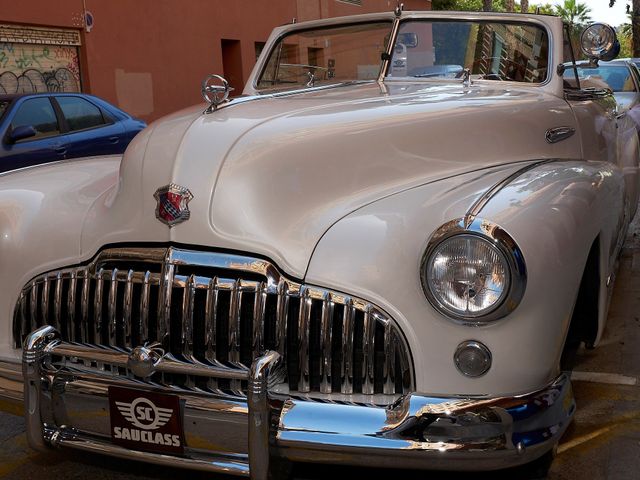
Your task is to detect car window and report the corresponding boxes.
[0,100,9,120]
[576,65,635,92]
[10,97,60,139]
[56,96,106,131]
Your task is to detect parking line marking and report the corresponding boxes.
[570,371,638,386]
[557,425,614,454]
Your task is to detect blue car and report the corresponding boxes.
[0,93,146,173]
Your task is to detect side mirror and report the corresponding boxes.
[8,125,37,143]
[580,23,620,64]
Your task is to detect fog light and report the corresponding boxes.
[454,341,491,377]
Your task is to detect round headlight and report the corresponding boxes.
[580,23,619,61]
[421,218,526,323]
[424,234,509,319]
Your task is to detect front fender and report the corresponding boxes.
[0,156,121,361]
[306,160,624,396]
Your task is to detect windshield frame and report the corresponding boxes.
[383,18,553,87]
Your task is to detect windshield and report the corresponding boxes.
[387,21,549,83]
[256,21,392,91]
[575,65,635,92]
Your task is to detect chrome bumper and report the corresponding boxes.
[3,326,575,478]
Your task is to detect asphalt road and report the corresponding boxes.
[1,223,640,479]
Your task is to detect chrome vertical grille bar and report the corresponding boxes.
[140,271,150,343]
[94,268,104,343]
[68,271,77,342]
[53,272,62,332]
[275,279,288,357]
[158,264,175,346]
[229,280,243,391]
[228,280,241,365]
[181,275,196,357]
[30,281,38,333]
[108,269,118,346]
[383,322,396,395]
[362,306,375,395]
[80,268,90,343]
[204,277,218,362]
[123,270,134,345]
[41,275,50,326]
[319,292,333,394]
[252,282,266,359]
[297,286,311,393]
[341,298,355,394]
[20,292,28,342]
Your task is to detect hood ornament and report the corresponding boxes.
[202,74,234,113]
[153,183,194,227]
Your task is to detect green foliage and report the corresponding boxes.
[529,3,555,15]
[554,0,592,26]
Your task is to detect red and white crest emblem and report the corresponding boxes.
[153,184,193,227]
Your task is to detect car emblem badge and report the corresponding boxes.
[153,184,193,227]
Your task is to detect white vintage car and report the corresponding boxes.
[0,9,636,479]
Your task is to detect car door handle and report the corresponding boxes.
[108,136,119,144]
[54,146,67,154]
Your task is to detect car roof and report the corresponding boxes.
[0,92,94,102]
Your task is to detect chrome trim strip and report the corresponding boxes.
[464,159,556,227]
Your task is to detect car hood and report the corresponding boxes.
[82,81,580,278]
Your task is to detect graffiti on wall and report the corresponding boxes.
[0,42,80,94]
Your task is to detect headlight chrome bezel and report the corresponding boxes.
[420,217,527,324]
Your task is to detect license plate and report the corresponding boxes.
[108,386,185,455]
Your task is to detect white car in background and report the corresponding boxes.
[0,9,637,480]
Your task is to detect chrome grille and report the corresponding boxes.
[13,247,413,400]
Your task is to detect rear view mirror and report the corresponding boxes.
[8,125,37,143]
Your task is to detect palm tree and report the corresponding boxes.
[483,0,492,12]
[521,0,529,13]
[505,0,514,12]
[555,0,592,28]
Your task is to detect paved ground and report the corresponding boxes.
[1,223,640,479]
